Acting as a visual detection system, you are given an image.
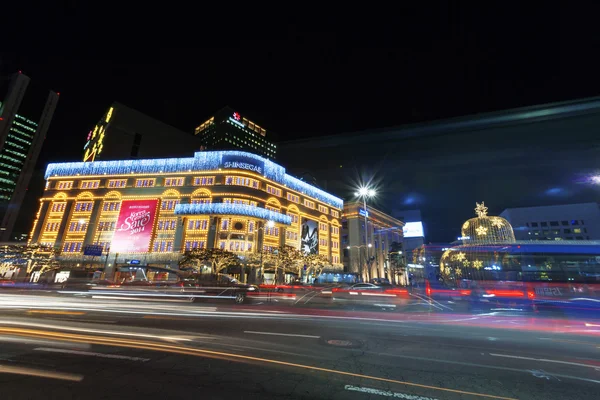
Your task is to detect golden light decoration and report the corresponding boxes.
[461,202,515,244]
[455,268,462,277]
[462,260,470,267]
[472,260,483,270]
[476,225,488,236]
[474,201,488,218]
[454,252,466,262]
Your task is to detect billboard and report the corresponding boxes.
[301,218,318,254]
[110,199,159,253]
[403,221,424,238]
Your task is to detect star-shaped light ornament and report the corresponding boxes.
[475,202,488,218]
[472,260,483,270]
[476,225,488,236]
[492,218,504,228]
[454,252,466,262]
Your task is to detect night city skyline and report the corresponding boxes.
[3,3,600,241]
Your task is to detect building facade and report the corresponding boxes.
[342,201,404,283]
[500,203,600,241]
[0,71,59,241]
[29,151,342,276]
[83,102,200,162]
[195,107,277,159]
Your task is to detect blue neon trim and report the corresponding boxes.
[174,203,292,225]
[45,151,343,209]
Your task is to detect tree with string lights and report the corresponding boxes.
[178,248,239,274]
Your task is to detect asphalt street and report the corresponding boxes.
[0,292,598,399]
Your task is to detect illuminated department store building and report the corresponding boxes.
[29,151,343,273]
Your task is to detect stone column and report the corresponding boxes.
[30,201,50,244]
[54,200,74,252]
[83,199,103,247]
[207,216,219,249]
[277,226,286,283]
[173,198,189,254]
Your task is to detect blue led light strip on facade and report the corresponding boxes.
[45,150,343,209]
[175,203,292,225]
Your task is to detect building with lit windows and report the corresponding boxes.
[194,107,277,159]
[500,203,600,241]
[0,71,59,241]
[82,102,200,162]
[342,201,404,283]
[29,151,342,277]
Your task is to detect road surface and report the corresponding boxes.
[0,292,597,399]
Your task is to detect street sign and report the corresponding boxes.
[83,244,103,256]
[128,260,140,265]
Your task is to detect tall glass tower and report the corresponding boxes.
[0,71,59,241]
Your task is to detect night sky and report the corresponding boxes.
[3,4,600,239]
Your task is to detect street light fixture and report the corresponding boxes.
[356,185,376,281]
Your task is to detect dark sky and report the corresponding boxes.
[3,3,600,238]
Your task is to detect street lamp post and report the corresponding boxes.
[357,186,376,281]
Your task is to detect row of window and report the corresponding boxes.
[218,240,254,252]
[187,219,209,231]
[63,242,83,253]
[157,220,177,231]
[74,202,93,212]
[223,198,258,206]
[225,176,260,188]
[527,220,585,228]
[102,201,120,212]
[153,241,173,252]
[53,176,340,218]
[97,221,115,232]
[161,200,179,211]
[185,240,207,251]
[68,221,87,232]
[51,203,66,213]
[530,228,587,235]
[45,222,60,232]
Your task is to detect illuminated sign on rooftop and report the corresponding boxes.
[403,222,424,238]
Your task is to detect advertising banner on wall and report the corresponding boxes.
[301,218,318,255]
[110,199,159,253]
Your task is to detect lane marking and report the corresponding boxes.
[0,363,83,381]
[1,327,517,400]
[244,331,320,339]
[364,351,600,385]
[26,310,86,316]
[34,347,150,362]
[345,384,439,400]
[539,337,598,347]
[489,353,600,370]
[142,315,194,321]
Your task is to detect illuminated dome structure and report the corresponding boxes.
[440,202,516,279]
[461,202,516,245]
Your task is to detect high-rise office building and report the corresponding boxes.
[0,71,59,241]
[83,102,200,162]
[194,107,277,159]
